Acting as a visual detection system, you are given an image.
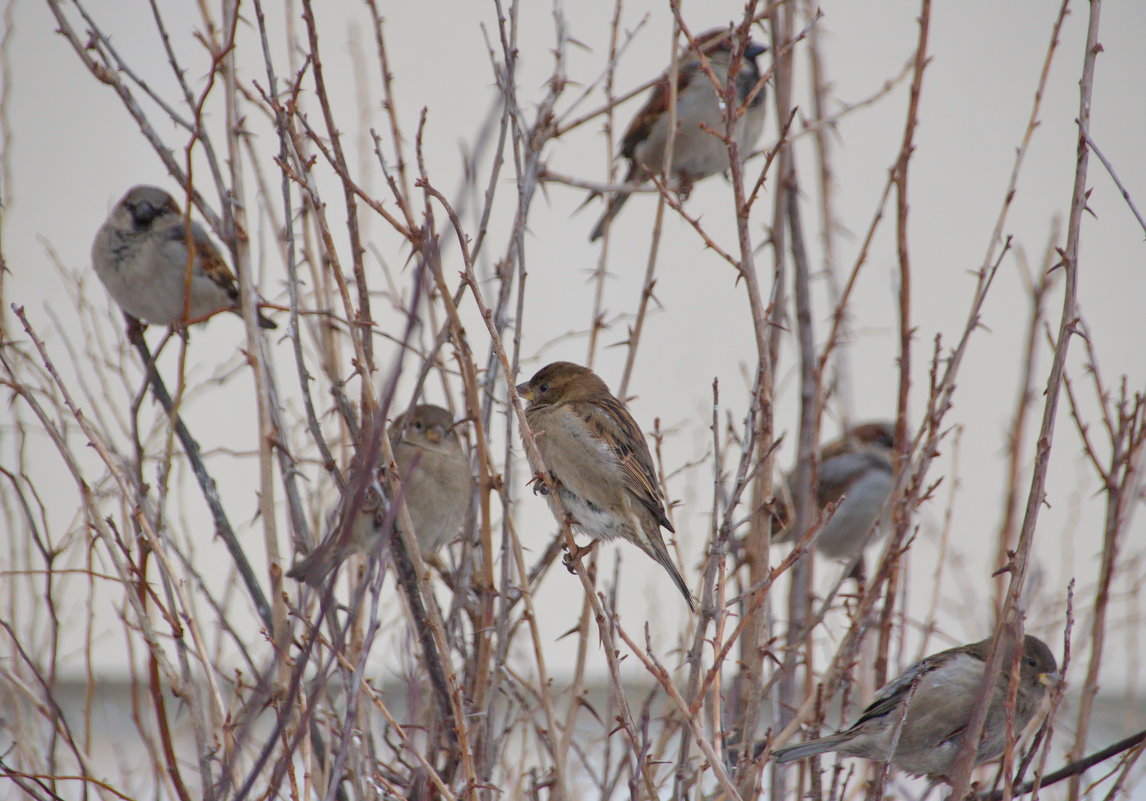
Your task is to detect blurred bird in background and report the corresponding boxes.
[288,404,471,586]
[589,27,768,241]
[771,421,896,576]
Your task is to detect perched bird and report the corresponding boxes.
[772,634,1060,780]
[515,361,693,610]
[288,404,471,586]
[772,422,895,561]
[92,185,276,329]
[589,28,768,241]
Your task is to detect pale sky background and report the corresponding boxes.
[3,0,1145,734]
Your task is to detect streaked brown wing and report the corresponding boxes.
[619,62,700,162]
[573,396,674,532]
[182,221,241,302]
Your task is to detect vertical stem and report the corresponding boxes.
[760,8,797,801]
[802,0,852,422]
[994,229,1058,614]
[948,0,1099,794]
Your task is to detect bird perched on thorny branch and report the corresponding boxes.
[771,634,1060,781]
[770,422,895,576]
[288,404,471,586]
[588,27,768,241]
[92,185,276,331]
[516,361,693,610]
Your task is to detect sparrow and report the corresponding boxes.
[288,404,471,586]
[515,361,693,610]
[91,185,276,329]
[772,422,896,561]
[589,28,768,241]
[772,634,1060,780]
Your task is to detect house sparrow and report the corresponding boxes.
[589,28,768,241]
[91,185,276,329]
[288,404,471,586]
[772,634,1060,780]
[772,422,896,561]
[515,361,693,610]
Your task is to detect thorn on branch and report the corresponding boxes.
[992,550,1018,578]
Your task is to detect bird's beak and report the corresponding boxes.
[426,424,446,444]
[1039,670,1062,688]
[745,42,768,60]
[133,201,161,226]
[516,382,535,401]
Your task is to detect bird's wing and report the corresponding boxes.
[619,62,700,162]
[573,396,674,532]
[849,653,940,729]
[191,224,242,300]
[164,221,241,301]
[910,652,994,750]
[850,647,987,751]
[817,451,890,507]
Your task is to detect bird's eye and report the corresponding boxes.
[539,383,549,393]
[413,421,423,430]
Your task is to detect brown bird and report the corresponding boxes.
[92,185,276,329]
[515,361,693,610]
[772,422,895,561]
[288,404,471,586]
[589,28,768,241]
[773,634,1060,780]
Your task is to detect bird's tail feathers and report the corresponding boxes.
[772,734,848,764]
[588,191,632,242]
[228,305,278,329]
[638,525,695,611]
[664,559,695,612]
[286,542,350,587]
